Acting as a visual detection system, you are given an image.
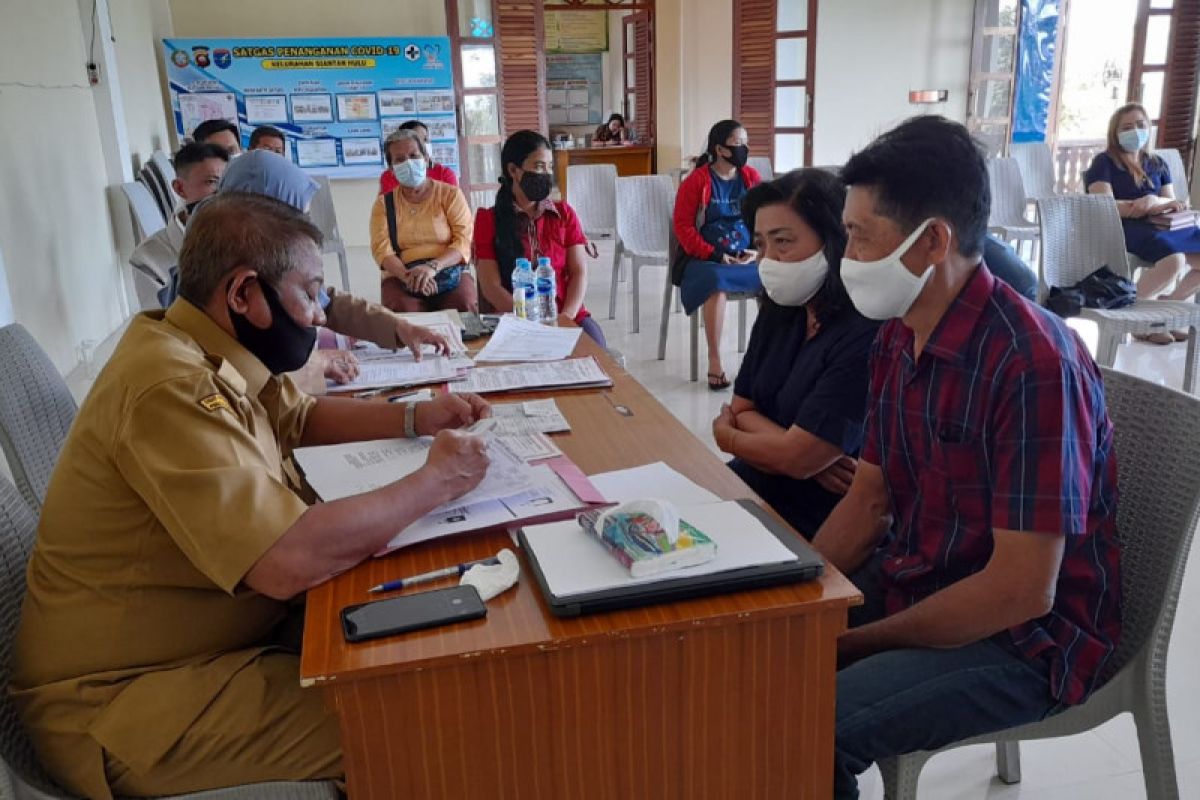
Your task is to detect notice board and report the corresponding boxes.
[162,37,459,179]
[546,54,604,126]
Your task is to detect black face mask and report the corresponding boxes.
[722,144,749,168]
[519,171,553,202]
[228,279,317,375]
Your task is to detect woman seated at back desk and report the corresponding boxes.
[711,169,879,539]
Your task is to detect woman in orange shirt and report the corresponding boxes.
[370,130,476,312]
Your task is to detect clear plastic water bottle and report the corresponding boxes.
[535,256,558,325]
[512,258,538,322]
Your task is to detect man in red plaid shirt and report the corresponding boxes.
[814,116,1122,800]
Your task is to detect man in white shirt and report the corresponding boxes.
[130,143,229,302]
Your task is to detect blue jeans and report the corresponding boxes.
[578,315,607,348]
[834,555,1059,799]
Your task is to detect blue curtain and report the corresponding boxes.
[1012,0,1060,143]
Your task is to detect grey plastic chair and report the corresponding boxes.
[309,175,351,292]
[879,367,1200,799]
[120,181,166,242]
[748,156,774,180]
[1010,142,1057,202]
[0,473,340,799]
[987,157,1040,260]
[1037,194,1200,392]
[656,242,752,382]
[0,325,77,511]
[615,175,675,333]
[567,164,625,319]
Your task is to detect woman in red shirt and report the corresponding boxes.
[474,130,606,346]
[378,120,459,195]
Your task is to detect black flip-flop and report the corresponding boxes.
[707,372,731,391]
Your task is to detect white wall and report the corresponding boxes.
[813,0,974,166]
[680,0,734,165]
[168,0,446,250]
[111,0,172,170]
[0,0,129,371]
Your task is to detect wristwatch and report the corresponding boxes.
[404,401,418,438]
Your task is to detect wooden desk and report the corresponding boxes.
[301,337,860,799]
[554,144,655,203]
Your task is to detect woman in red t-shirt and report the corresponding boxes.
[473,130,605,346]
[378,119,459,195]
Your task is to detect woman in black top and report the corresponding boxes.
[711,169,879,538]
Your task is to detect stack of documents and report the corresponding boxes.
[588,462,720,505]
[450,356,612,395]
[474,315,582,362]
[293,434,597,554]
[325,353,467,394]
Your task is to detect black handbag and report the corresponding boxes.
[1045,266,1136,318]
[384,192,463,294]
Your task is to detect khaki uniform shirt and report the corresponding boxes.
[11,300,315,799]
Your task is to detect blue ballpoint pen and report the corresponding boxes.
[367,556,501,593]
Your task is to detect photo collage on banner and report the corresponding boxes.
[163,38,459,179]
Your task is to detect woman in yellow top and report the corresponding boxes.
[371,130,476,312]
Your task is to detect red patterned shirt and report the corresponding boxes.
[862,264,1122,705]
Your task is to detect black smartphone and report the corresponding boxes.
[341,585,487,643]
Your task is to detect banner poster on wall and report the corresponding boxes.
[162,37,458,179]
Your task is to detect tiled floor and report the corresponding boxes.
[72,241,1199,799]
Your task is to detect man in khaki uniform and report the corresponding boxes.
[12,193,491,799]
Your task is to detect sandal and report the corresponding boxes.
[1133,332,1175,345]
[707,371,731,391]
[1171,329,1190,342]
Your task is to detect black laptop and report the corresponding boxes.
[518,499,825,617]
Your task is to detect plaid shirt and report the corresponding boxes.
[862,264,1122,705]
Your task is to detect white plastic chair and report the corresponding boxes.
[614,175,675,333]
[309,175,351,292]
[987,157,1040,260]
[880,367,1200,800]
[567,165,625,319]
[120,181,166,242]
[1010,142,1057,202]
[748,156,774,180]
[1038,194,1200,392]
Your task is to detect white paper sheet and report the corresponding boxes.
[475,315,582,362]
[449,357,611,395]
[295,435,540,513]
[383,466,584,553]
[488,400,571,434]
[325,355,462,393]
[588,462,721,505]
[522,501,798,598]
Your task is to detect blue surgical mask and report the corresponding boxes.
[392,158,427,188]
[1118,127,1150,153]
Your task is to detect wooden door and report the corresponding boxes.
[622,11,654,143]
[733,0,818,172]
[966,0,1021,156]
[1129,0,1200,165]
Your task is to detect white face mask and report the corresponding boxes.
[1117,127,1150,153]
[392,158,427,188]
[759,251,828,307]
[840,218,936,320]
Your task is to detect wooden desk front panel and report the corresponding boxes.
[332,607,842,800]
[556,145,654,202]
